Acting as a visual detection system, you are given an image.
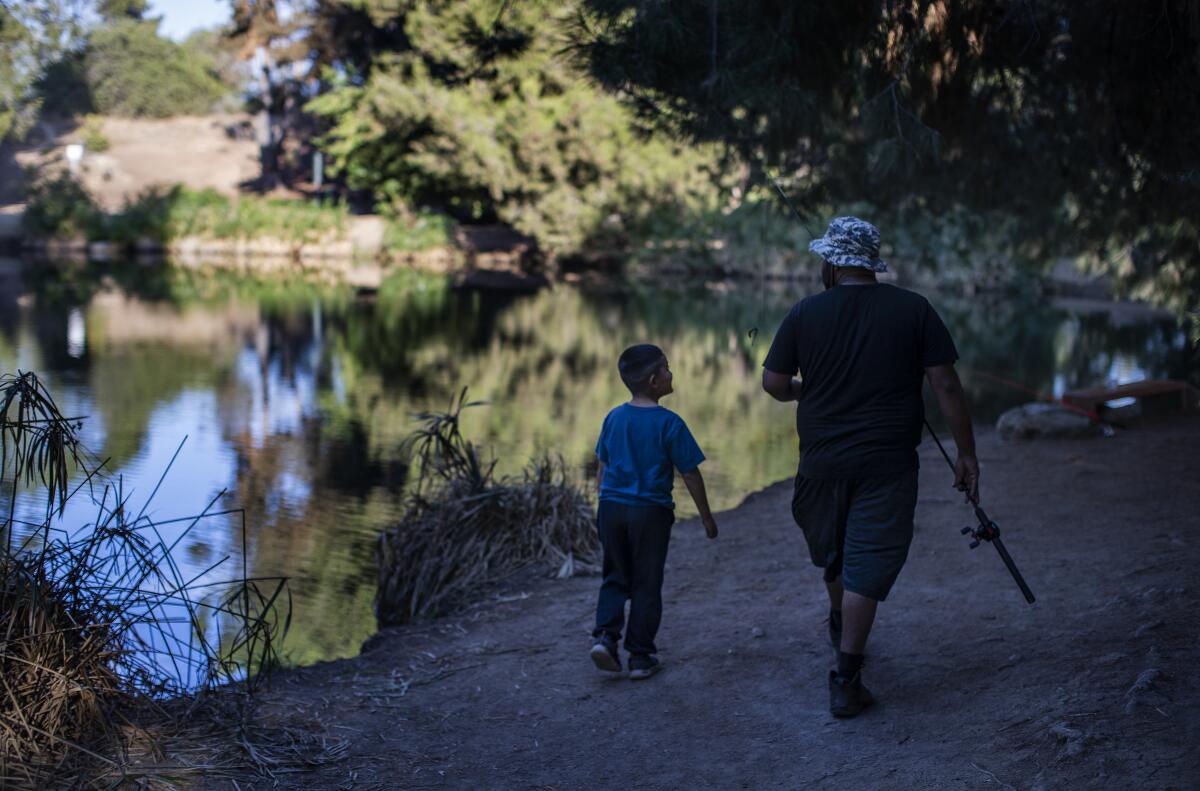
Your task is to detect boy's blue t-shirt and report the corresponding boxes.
[595,403,705,508]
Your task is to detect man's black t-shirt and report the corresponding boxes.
[763,283,958,480]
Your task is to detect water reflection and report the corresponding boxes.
[0,258,1194,665]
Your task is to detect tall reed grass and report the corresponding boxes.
[0,371,295,789]
[376,389,599,625]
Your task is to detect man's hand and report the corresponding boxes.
[761,370,801,402]
[954,453,980,504]
[702,515,719,539]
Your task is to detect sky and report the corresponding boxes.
[149,0,232,41]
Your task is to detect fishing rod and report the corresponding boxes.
[745,169,822,345]
[764,169,821,238]
[924,420,1037,604]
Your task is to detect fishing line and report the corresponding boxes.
[747,169,822,344]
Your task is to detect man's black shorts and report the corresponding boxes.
[791,469,919,601]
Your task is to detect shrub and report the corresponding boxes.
[164,188,350,244]
[85,19,227,118]
[382,209,456,252]
[22,171,105,240]
[79,114,109,152]
[375,390,599,625]
[0,371,292,787]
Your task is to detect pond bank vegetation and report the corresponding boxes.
[0,371,333,788]
[375,390,598,626]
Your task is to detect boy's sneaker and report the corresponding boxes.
[590,634,621,672]
[828,670,876,718]
[628,654,661,680]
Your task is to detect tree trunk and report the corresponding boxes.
[255,44,278,190]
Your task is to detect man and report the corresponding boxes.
[761,216,978,718]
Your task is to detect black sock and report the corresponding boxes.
[837,650,864,680]
[829,608,842,632]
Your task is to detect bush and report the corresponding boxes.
[22,172,105,240]
[375,391,598,625]
[108,184,179,244]
[382,209,455,252]
[79,114,109,152]
[0,372,292,787]
[163,188,350,244]
[85,19,227,117]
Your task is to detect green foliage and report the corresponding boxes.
[96,0,149,21]
[308,0,723,252]
[161,188,350,243]
[79,114,109,151]
[382,209,455,252]
[182,26,253,97]
[576,1,1200,315]
[24,176,371,248]
[0,4,42,140]
[85,19,228,117]
[22,172,106,240]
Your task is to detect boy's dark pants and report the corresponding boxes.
[593,500,674,656]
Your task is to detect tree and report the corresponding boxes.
[85,18,228,117]
[227,0,309,189]
[575,1,1200,313]
[307,0,721,252]
[96,0,148,21]
[0,4,36,140]
[0,0,87,139]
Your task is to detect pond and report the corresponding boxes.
[0,258,1194,668]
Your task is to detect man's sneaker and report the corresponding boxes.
[590,634,621,672]
[829,670,876,718]
[628,654,661,680]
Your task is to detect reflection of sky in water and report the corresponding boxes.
[235,348,322,446]
[1,270,1195,671]
[6,387,242,689]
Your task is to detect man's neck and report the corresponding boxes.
[835,270,878,286]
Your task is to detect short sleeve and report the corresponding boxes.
[762,306,801,375]
[594,413,610,464]
[667,417,705,474]
[921,301,959,368]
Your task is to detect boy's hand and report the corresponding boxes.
[703,516,718,539]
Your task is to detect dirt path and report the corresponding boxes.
[228,417,1199,790]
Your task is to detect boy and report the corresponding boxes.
[590,343,719,680]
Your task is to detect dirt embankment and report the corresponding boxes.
[207,415,1200,790]
[0,115,260,210]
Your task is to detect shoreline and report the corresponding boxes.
[193,416,1199,789]
[3,234,1154,308]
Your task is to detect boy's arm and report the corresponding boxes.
[681,468,718,539]
[595,460,605,493]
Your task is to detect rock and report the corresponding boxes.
[996,402,1097,441]
[750,627,765,639]
[1124,666,1167,714]
[1049,721,1089,757]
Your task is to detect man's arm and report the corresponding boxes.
[681,468,718,539]
[925,364,979,503]
[761,370,802,402]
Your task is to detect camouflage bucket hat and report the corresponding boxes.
[807,216,888,273]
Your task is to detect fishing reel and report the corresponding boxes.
[960,509,1000,549]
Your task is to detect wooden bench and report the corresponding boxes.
[1062,379,1196,416]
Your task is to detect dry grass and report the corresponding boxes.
[376,389,600,626]
[0,371,310,789]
